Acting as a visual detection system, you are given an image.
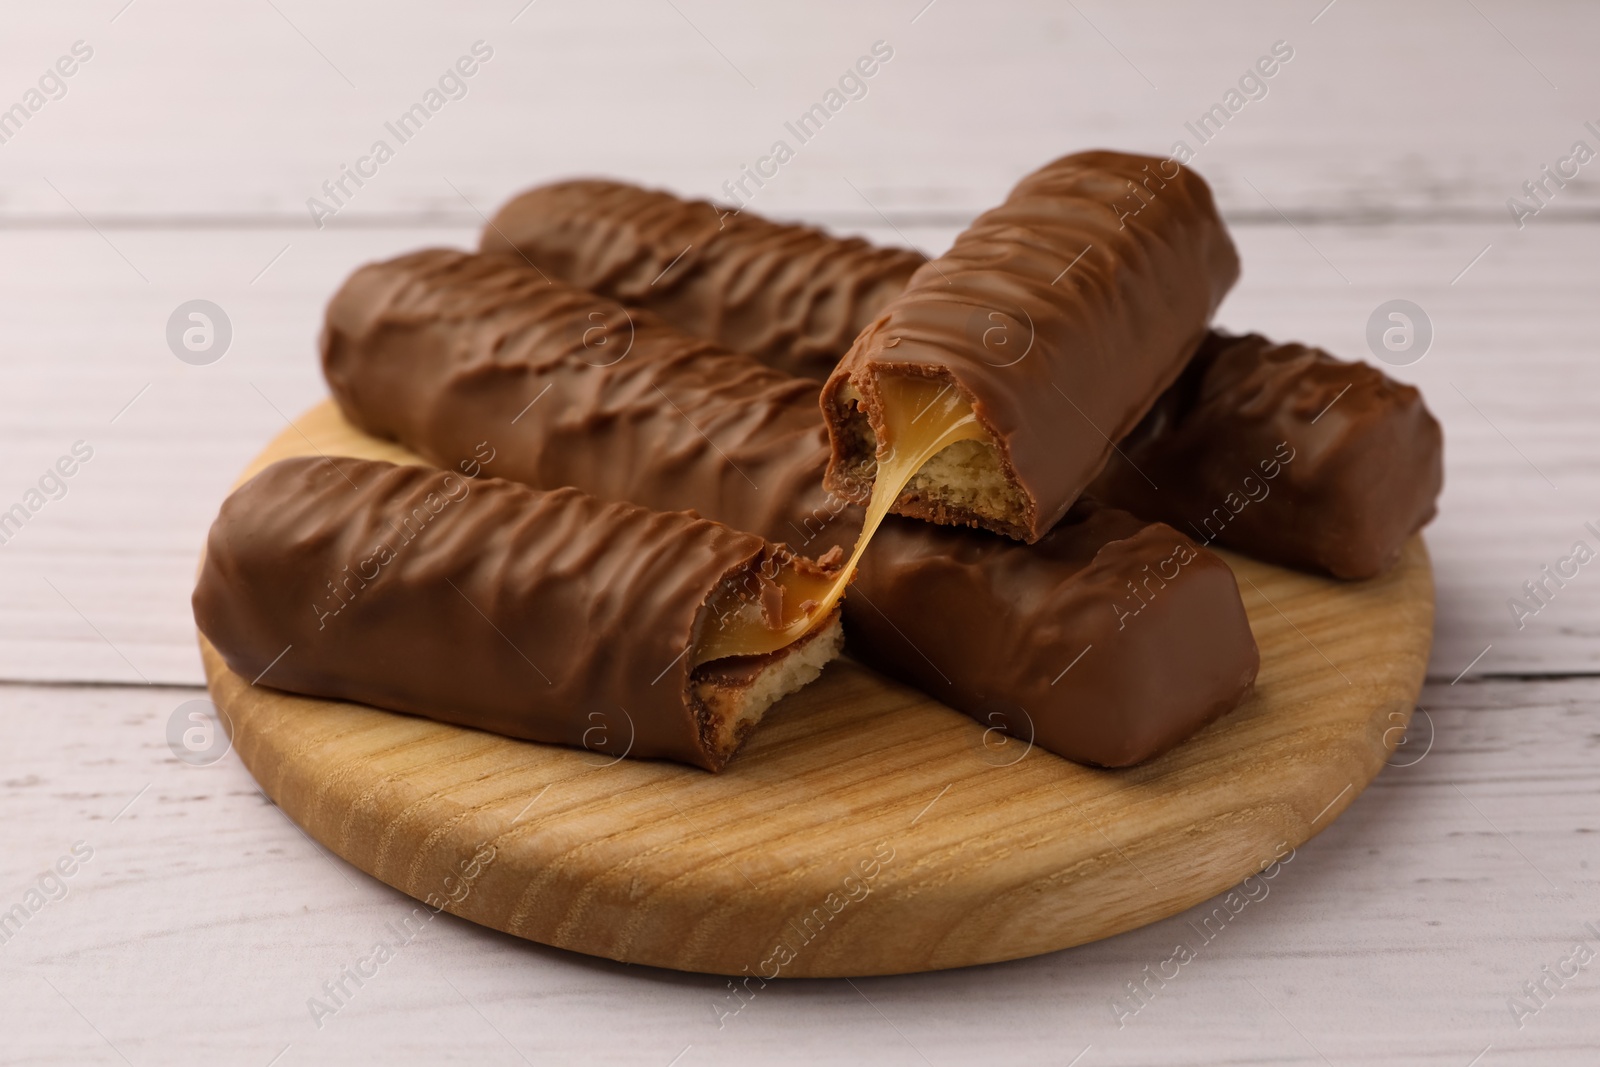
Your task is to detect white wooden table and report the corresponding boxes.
[3,2,1598,1063]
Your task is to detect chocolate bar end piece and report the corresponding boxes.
[847,505,1259,768]
[823,371,1035,540]
[820,151,1240,544]
[194,457,846,773]
[1092,332,1444,580]
[693,616,843,763]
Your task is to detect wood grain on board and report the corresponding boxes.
[198,400,1433,977]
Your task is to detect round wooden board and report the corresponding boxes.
[200,399,1434,978]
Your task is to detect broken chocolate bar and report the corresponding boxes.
[321,250,1259,766]
[192,456,843,771]
[820,150,1240,543]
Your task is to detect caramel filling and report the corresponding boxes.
[692,375,983,665]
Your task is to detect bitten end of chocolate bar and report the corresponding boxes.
[821,367,1035,541]
[195,456,848,775]
[690,609,844,770]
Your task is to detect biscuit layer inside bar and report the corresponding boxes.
[828,368,1028,537]
[692,615,843,760]
[693,375,985,662]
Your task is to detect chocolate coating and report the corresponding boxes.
[478,179,1440,580]
[482,179,923,381]
[820,150,1240,542]
[192,456,821,771]
[323,249,841,557]
[1088,332,1445,580]
[854,503,1258,766]
[322,250,1260,767]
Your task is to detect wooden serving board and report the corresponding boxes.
[199,400,1434,978]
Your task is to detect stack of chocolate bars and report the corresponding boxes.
[194,151,1443,772]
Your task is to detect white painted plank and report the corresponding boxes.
[0,0,1596,222]
[0,224,470,685]
[0,677,1595,1065]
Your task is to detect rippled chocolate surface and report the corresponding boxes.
[322,251,1259,766]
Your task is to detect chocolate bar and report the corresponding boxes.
[481,176,1439,579]
[819,151,1240,543]
[323,248,841,554]
[192,456,843,772]
[322,250,1260,767]
[481,178,923,381]
[1088,331,1444,579]
[855,503,1261,766]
